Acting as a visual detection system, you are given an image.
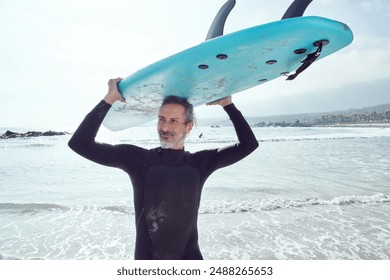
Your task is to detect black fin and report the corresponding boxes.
[282,0,313,19]
[206,0,236,40]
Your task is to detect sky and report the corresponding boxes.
[1,0,389,130]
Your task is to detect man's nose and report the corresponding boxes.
[160,121,170,132]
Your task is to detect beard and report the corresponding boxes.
[159,131,187,149]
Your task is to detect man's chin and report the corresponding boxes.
[160,140,174,149]
[159,134,186,149]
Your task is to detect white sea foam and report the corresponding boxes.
[1,193,388,216]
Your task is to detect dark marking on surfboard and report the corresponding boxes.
[198,64,209,69]
[314,39,329,46]
[343,23,351,31]
[266,60,277,65]
[248,63,258,70]
[258,79,268,83]
[216,54,228,60]
[217,78,226,88]
[294,48,307,54]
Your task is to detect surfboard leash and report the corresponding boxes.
[286,39,328,81]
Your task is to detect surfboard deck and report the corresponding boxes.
[103,16,353,131]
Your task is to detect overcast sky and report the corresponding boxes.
[1,0,389,129]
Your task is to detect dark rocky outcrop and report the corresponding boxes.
[1,130,69,139]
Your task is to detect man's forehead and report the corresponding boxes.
[159,103,185,118]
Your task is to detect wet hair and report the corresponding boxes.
[161,95,195,125]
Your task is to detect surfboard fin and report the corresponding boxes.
[282,0,313,19]
[206,0,236,40]
[286,40,326,80]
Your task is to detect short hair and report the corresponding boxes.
[161,95,195,125]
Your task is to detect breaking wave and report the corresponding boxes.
[1,193,389,215]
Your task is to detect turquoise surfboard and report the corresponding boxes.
[103,11,353,131]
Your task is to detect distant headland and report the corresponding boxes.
[253,103,390,127]
[1,130,70,139]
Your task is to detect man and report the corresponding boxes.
[68,78,258,259]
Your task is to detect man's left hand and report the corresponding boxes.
[206,96,232,107]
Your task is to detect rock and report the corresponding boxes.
[2,130,19,139]
[26,131,43,137]
[42,131,67,136]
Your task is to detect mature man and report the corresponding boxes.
[68,78,258,259]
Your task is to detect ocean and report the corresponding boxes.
[1,125,389,260]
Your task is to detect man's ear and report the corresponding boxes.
[186,121,194,134]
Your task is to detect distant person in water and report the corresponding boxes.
[68,77,258,260]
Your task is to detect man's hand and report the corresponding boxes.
[103,77,125,105]
[206,96,232,107]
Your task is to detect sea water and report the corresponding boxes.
[0,126,389,260]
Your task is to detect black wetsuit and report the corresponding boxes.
[68,100,258,260]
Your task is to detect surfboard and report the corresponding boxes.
[103,15,353,131]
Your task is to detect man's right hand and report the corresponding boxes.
[103,77,125,105]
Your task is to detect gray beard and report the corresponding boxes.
[160,139,174,149]
[159,133,186,149]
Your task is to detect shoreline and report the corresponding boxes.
[312,123,390,128]
[253,122,390,128]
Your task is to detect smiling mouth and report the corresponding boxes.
[159,132,176,139]
[159,134,175,143]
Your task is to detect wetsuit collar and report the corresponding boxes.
[159,147,186,165]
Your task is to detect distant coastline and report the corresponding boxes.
[253,104,390,128]
[255,123,390,128]
[201,103,390,128]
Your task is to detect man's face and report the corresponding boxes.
[157,103,193,149]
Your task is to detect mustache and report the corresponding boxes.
[159,131,176,137]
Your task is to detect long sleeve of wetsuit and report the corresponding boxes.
[68,100,140,169]
[209,103,259,170]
